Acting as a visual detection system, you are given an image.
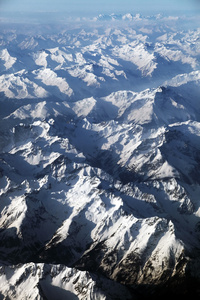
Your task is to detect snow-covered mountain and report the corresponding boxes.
[0,14,200,299]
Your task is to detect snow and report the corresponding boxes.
[164,70,200,87]
[0,49,16,70]
[112,42,157,76]
[0,13,200,298]
[33,51,48,68]
[122,13,133,21]
[0,20,198,101]
[0,72,49,99]
[34,68,73,98]
[155,43,197,69]
[71,97,96,117]
[0,263,125,300]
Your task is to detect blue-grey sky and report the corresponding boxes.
[0,0,199,14]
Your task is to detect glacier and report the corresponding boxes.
[0,13,200,299]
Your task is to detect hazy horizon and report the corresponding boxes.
[0,0,200,22]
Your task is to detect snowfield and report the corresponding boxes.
[0,12,200,299]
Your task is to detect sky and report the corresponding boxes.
[0,0,199,14]
[0,0,199,21]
